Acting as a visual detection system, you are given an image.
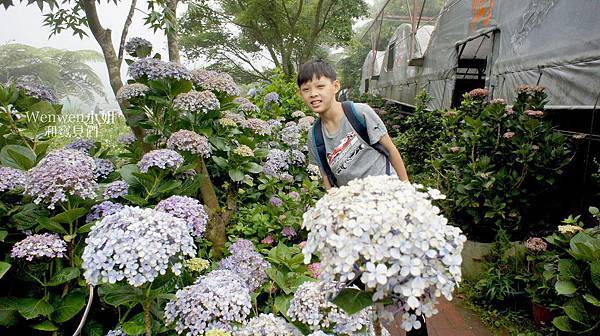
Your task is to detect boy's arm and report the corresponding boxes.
[379,134,410,182]
[320,169,333,190]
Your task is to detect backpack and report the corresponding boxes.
[311,101,390,187]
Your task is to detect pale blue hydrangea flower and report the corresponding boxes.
[263,92,280,105]
[173,90,220,113]
[103,180,129,200]
[94,158,114,179]
[129,58,191,81]
[167,130,211,157]
[125,37,152,56]
[0,166,26,192]
[25,149,98,209]
[138,149,184,173]
[156,195,208,237]
[164,269,252,335]
[82,206,196,287]
[236,313,301,336]
[116,83,150,100]
[86,201,125,223]
[191,69,240,96]
[281,124,301,147]
[11,233,67,261]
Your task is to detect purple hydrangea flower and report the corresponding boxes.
[129,58,192,81]
[94,158,115,179]
[267,119,282,130]
[261,235,275,245]
[241,118,272,135]
[191,69,240,96]
[167,130,211,157]
[117,133,137,145]
[156,195,208,237]
[218,239,271,291]
[263,149,290,179]
[65,138,96,153]
[116,83,150,100]
[281,124,301,147]
[103,180,129,200]
[173,90,220,113]
[0,166,26,192]
[138,149,184,173]
[11,233,67,261]
[82,206,196,286]
[86,201,125,223]
[263,92,280,105]
[125,37,152,56]
[25,149,98,209]
[281,226,297,238]
[15,81,58,104]
[164,269,251,335]
[289,191,300,201]
[269,196,283,207]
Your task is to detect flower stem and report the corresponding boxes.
[143,301,151,336]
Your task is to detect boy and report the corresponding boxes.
[299,59,410,190]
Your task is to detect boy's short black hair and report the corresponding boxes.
[297,59,337,87]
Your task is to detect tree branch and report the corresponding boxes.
[117,0,138,66]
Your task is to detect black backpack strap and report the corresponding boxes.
[342,101,392,175]
[312,119,337,187]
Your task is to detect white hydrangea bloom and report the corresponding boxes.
[235,313,301,336]
[301,175,466,331]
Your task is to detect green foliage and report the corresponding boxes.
[249,69,309,120]
[433,88,572,241]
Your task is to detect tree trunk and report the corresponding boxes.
[166,0,181,63]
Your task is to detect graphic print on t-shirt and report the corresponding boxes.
[327,131,366,174]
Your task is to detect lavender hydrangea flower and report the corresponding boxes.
[269,196,283,207]
[105,328,126,336]
[11,233,67,261]
[167,130,212,157]
[263,92,280,105]
[125,37,152,56]
[241,118,272,135]
[191,69,240,96]
[290,150,306,165]
[94,158,114,179]
[86,201,125,223]
[267,119,282,130]
[117,133,137,145]
[281,226,297,238]
[298,116,315,131]
[129,58,192,81]
[82,206,196,287]
[218,239,270,292]
[164,269,252,335]
[65,138,96,153]
[289,191,300,201]
[0,166,26,192]
[102,180,129,200]
[156,195,208,237]
[281,124,301,147]
[173,90,220,113]
[238,102,260,114]
[138,149,184,173]
[237,313,301,336]
[116,83,150,100]
[25,149,98,209]
[15,81,58,104]
[263,149,289,179]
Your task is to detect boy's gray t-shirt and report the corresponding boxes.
[307,103,389,187]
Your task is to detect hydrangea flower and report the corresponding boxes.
[241,118,272,135]
[105,328,126,336]
[261,235,275,245]
[0,166,26,192]
[281,226,297,238]
[558,224,583,235]
[94,158,114,179]
[82,206,196,287]
[302,175,466,331]
[205,330,231,336]
[124,37,152,56]
[233,145,254,157]
[298,116,316,131]
[268,119,282,130]
[467,88,489,99]
[291,110,306,118]
[164,269,251,335]
[233,97,251,105]
[219,117,238,127]
[287,280,372,334]
[167,130,212,157]
[129,58,192,81]
[238,102,260,114]
[307,263,321,278]
[263,92,280,105]
[15,81,58,104]
[156,195,208,237]
[263,149,289,179]
[25,149,98,209]
[103,180,129,200]
[116,83,150,100]
[289,191,300,201]
[218,239,270,292]
[173,90,220,113]
[236,313,301,336]
[524,237,548,252]
[307,164,321,180]
[503,131,515,140]
[86,201,125,223]
[517,85,545,94]
[281,124,301,147]
[65,138,96,153]
[117,133,137,145]
[223,111,246,124]
[138,149,184,173]
[11,233,67,261]
[191,69,240,96]
[525,110,544,117]
[290,150,305,165]
[269,196,283,207]
[185,258,211,273]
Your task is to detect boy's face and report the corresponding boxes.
[298,76,340,115]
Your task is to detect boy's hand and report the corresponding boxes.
[379,134,410,182]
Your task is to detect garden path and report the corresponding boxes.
[384,297,497,336]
